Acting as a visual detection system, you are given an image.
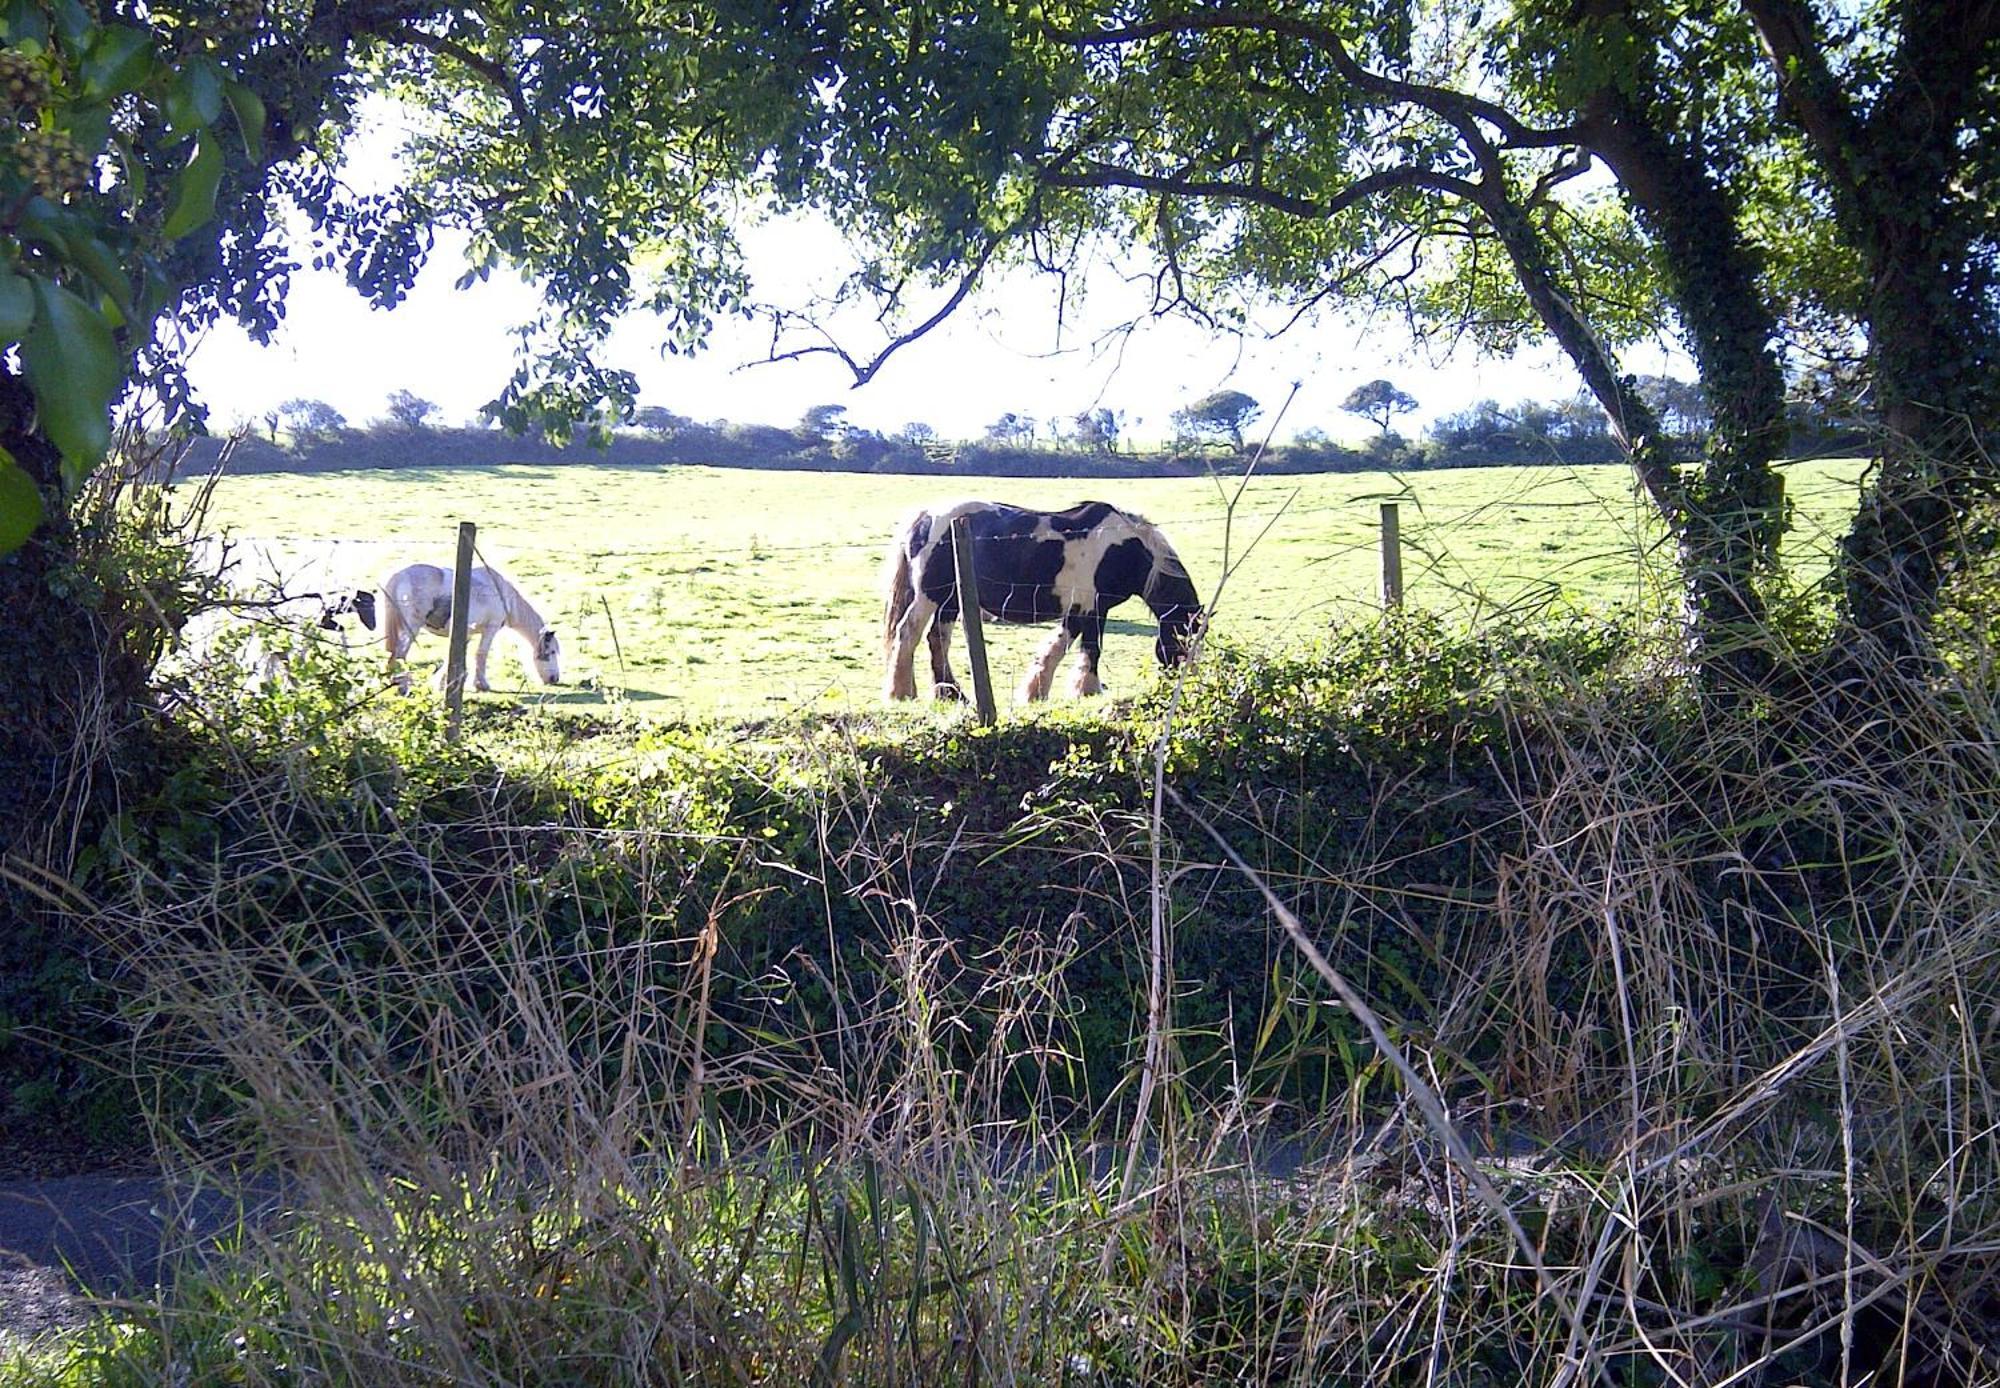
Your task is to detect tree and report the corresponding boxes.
[796,403,849,444]
[382,0,1785,682]
[8,0,1994,856]
[1634,376,1711,442]
[1552,396,1614,445]
[166,0,2000,681]
[898,421,939,446]
[634,406,691,437]
[984,413,1034,446]
[564,0,1977,674]
[1072,408,1121,455]
[0,0,390,862]
[1736,0,2000,666]
[278,399,348,443]
[383,390,440,430]
[1341,380,1419,438]
[832,426,895,468]
[1173,391,1261,452]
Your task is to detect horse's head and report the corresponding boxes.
[533,627,562,685]
[322,589,377,631]
[1144,549,1205,668]
[1154,604,1206,668]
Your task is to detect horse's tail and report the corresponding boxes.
[882,513,921,653]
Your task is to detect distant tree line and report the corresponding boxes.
[1421,376,1863,467]
[174,377,1866,481]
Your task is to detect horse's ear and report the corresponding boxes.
[352,590,378,630]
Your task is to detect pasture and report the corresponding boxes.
[204,457,1869,718]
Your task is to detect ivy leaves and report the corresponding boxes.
[0,0,263,555]
[0,447,41,550]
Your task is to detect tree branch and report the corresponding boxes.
[1040,159,1472,220]
[1526,146,1595,209]
[1735,0,1869,206]
[1044,8,1580,150]
[751,223,1014,386]
[381,21,537,140]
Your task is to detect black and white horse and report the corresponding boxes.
[882,501,1204,702]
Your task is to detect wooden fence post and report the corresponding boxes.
[1379,502,1404,609]
[949,515,998,726]
[444,521,476,742]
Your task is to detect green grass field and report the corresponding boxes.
[204,458,1869,718]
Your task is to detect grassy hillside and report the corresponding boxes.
[201,459,1868,718]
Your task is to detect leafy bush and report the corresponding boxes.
[11,593,2000,1385]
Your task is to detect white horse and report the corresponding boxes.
[369,563,562,693]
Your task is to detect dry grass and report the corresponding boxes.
[9,484,2000,1386]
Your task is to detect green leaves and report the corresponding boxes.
[165,55,224,135]
[0,447,43,556]
[0,0,272,560]
[162,130,223,238]
[0,0,51,45]
[20,277,120,489]
[0,0,296,561]
[81,23,155,98]
[224,79,265,163]
[47,0,89,47]
[16,197,136,321]
[0,272,31,340]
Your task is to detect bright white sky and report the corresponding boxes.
[180,106,1681,446]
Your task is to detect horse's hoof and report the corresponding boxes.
[933,682,964,702]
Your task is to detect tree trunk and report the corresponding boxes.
[1742,0,2000,673]
[1477,188,1777,691]
[0,373,123,890]
[1571,14,1790,693]
[1836,185,1998,672]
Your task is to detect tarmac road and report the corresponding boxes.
[0,1174,261,1346]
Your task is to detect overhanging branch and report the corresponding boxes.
[381,21,538,141]
[751,222,1014,386]
[1040,160,1474,220]
[1044,7,1581,151]
[1736,0,1868,206]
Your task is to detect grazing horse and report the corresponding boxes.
[364,563,561,693]
[882,500,1204,702]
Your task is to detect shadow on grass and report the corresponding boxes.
[520,686,675,705]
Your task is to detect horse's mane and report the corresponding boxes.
[1131,515,1196,604]
[482,566,548,633]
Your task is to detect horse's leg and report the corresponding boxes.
[885,594,935,700]
[385,604,415,694]
[473,626,498,691]
[1070,612,1106,696]
[927,618,962,701]
[1019,624,1073,702]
